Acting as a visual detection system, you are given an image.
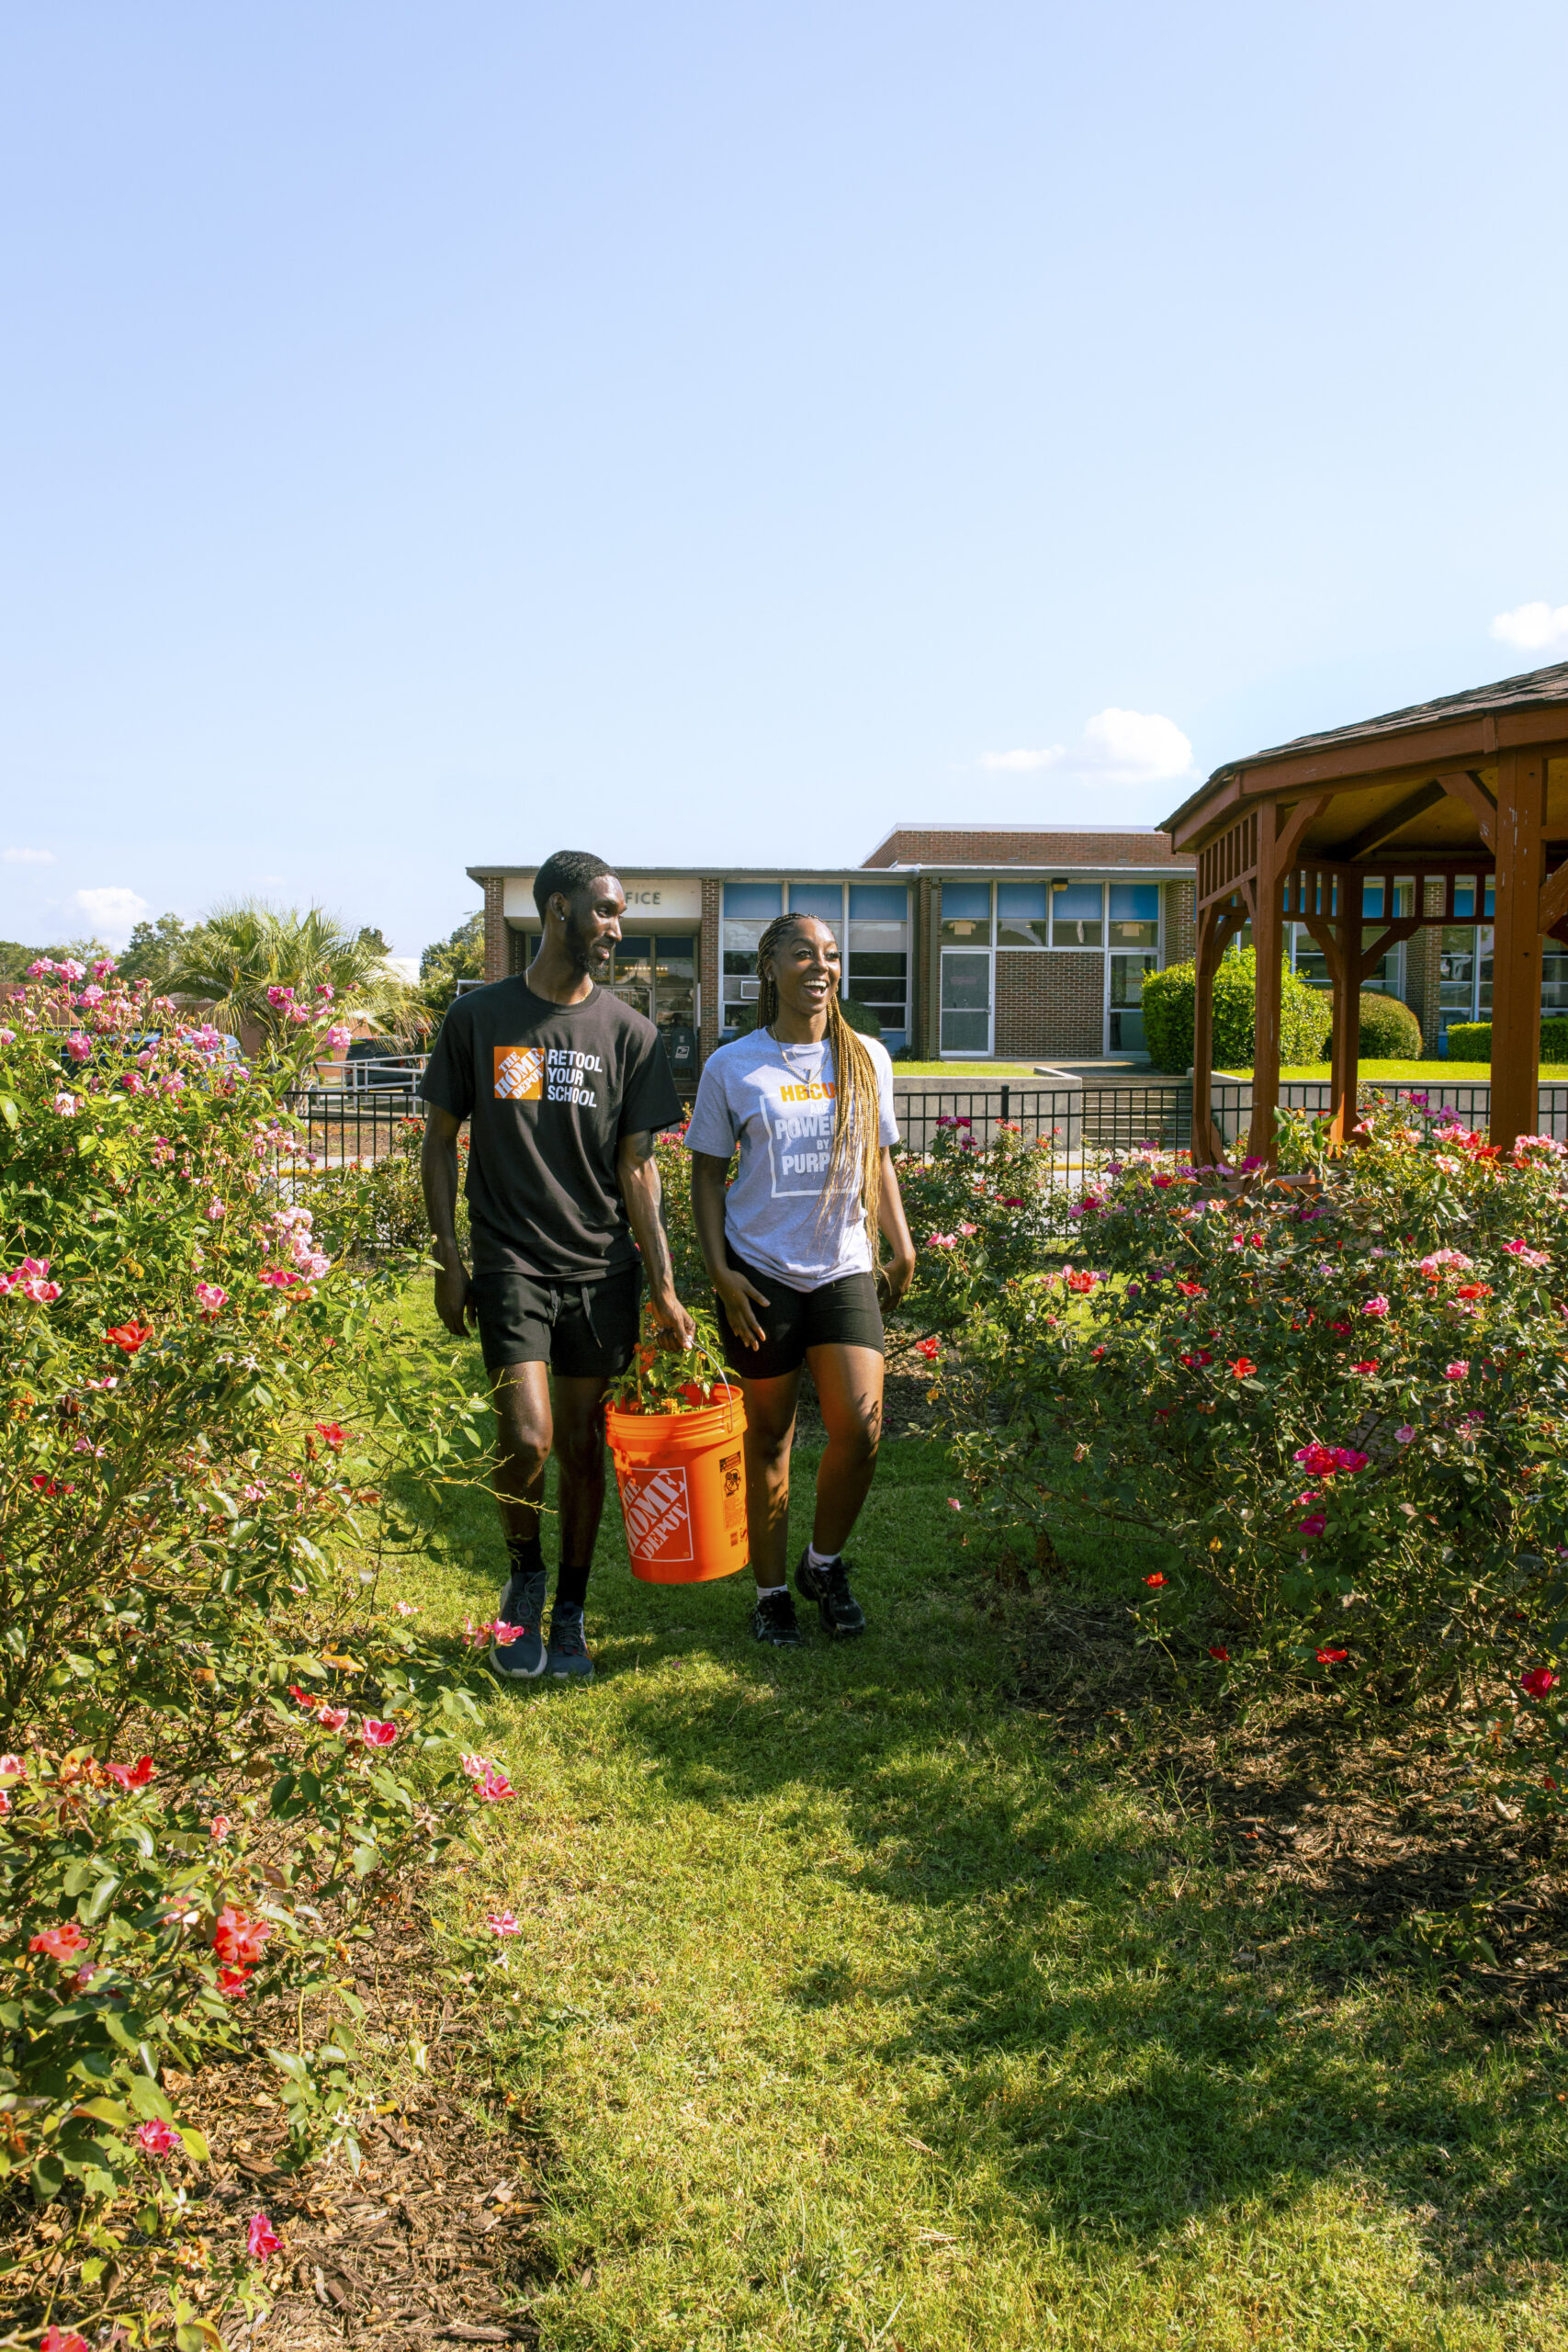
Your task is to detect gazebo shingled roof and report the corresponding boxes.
[1160,662,1568,1168]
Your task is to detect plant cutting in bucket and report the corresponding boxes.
[604,1306,750,1582]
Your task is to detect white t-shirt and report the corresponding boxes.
[683,1032,900,1291]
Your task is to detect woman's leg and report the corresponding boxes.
[806,1342,885,1555]
[739,1367,803,1590]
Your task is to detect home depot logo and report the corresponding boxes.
[620,1465,693,1565]
[494,1046,545,1101]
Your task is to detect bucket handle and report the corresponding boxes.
[689,1344,742,1435]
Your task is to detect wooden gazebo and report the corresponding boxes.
[1161,662,1568,1169]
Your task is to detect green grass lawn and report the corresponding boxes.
[1222,1061,1506,1084]
[891,1062,1048,1079]
[396,1289,1568,2347]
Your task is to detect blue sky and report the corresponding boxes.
[5,1,1567,956]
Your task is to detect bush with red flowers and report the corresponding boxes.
[0,966,499,2281]
[935,1102,1568,1807]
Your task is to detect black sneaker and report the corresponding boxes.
[795,1549,866,1638]
[546,1605,594,1681]
[490,1567,547,1681]
[751,1589,803,1646]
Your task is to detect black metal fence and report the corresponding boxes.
[272,1078,1568,1176]
[278,1088,423,1165]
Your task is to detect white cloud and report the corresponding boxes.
[979,744,1066,773]
[4,846,54,865]
[73,886,149,946]
[1491,600,1568,654]
[980,707,1194,786]
[1080,707,1194,781]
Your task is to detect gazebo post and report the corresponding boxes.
[1330,867,1362,1142]
[1247,806,1283,1165]
[1490,750,1547,1153]
[1191,903,1220,1170]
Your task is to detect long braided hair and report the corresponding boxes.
[753,913,882,1247]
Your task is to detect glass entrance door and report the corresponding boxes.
[940,951,993,1056]
[1109,954,1156,1052]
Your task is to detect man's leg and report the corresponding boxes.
[541,1373,613,1679]
[795,1343,883,1638]
[739,1368,805,1645]
[491,1360,554,1541]
[489,1362,554,1679]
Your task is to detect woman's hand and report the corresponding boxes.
[875,1250,917,1314]
[715,1266,771,1350]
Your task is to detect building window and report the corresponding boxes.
[996,882,1049,949]
[849,884,908,922]
[722,922,769,1032]
[787,883,844,933]
[940,881,992,944]
[723,882,784,920]
[1108,883,1158,949]
[1050,881,1103,948]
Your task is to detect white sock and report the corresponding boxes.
[754,1583,787,1600]
[807,1543,840,1569]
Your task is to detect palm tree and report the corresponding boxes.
[168,902,422,1058]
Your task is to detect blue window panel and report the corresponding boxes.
[1452,882,1496,919]
[848,884,908,920]
[1362,881,1385,916]
[1052,884,1102,922]
[996,883,1049,920]
[940,882,991,920]
[788,884,843,922]
[1108,884,1159,922]
[724,883,783,918]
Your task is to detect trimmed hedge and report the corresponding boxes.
[1345,991,1424,1061]
[1448,1020,1568,1064]
[1142,951,1330,1073]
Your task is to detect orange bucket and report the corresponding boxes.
[605,1383,749,1583]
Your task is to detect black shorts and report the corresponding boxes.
[715,1256,885,1381]
[469,1263,642,1379]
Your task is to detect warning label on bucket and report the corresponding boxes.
[720,1450,744,1533]
[620,1465,694,1565]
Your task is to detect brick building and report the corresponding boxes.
[468,826,1198,1067]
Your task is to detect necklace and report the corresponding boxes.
[772,1029,828,1071]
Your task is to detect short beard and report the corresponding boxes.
[563,910,610,980]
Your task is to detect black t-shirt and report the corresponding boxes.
[419,978,683,1278]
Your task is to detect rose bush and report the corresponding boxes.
[0,966,498,2313]
[891,1117,1073,1342]
[932,1096,1568,1807]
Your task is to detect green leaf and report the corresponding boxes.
[178,2125,210,2163]
[77,2097,132,2127]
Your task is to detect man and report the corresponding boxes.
[420,850,694,1683]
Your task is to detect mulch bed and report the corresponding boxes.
[1000,1582,1568,2021]
[2,1909,548,2351]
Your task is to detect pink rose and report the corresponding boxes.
[136,2119,181,2158]
[1444,1361,1469,1381]
[247,2211,282,2260]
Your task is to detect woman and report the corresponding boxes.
[685,913,917,1645]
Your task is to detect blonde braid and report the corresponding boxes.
[755,916,883,1250]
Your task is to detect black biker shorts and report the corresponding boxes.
[714,1256,884,1381]
[469,1263,642,1379]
